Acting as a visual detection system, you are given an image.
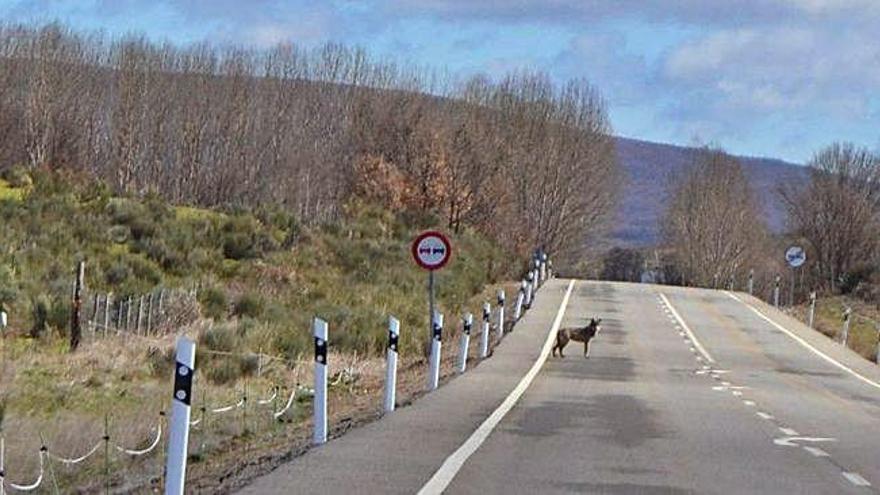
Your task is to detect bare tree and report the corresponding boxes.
[662,147,768,287]
[780,143,880,292]
[0,22,622,263]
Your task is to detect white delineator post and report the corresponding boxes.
[480,303,491,357]
[313,318,329,445]
[496,290,506,341]
[808,291,817,328]
[459,313,472,373]
[524,273,534,309]
[384,316,400,412]
[428,312,443,391]
[165,337,196,495]
[773,275,781,308]
[514,281,525,320]
[841,308,851,347]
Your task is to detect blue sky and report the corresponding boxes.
[3,0,880,164]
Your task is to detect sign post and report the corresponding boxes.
[785,246,806,307]
[411,231,452,392]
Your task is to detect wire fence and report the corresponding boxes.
[80,287,199,340]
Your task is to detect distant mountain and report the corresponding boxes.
[610,137,809,246]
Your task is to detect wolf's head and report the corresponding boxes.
[590,317,602,334]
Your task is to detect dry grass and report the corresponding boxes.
[787,295,880,361]
[0,279,521,493]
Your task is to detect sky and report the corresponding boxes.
[2,0,879,164]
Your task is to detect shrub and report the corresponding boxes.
[220,215,279,260]
[146,345,175,377]
[201,323,240,352]
[233,293,264,319]
[1,165,32,188]
[29,294,50,338]
[222,233,256,260]
[47,295,70,336]
[105,261,132,286]
[199,287,228,320]
[0,265,18,308]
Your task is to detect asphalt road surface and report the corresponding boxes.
[239,280,880,494]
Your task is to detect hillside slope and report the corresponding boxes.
[611,137,808,245]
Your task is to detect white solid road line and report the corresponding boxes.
[725,291,880,392]
[659,293,716,364]
[843,472,872,487]
[417,280,576,495]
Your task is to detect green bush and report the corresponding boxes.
[233,293,264,319]
[1,165,32,188]
[105,261,132,286]
[0,265,19,307]
[47,295,70,336]
[220,215,279,260]
[29,294,50,338]
[199,287,228,320]
[201,323,240,352]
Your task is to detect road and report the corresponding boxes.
[239,280,880,494]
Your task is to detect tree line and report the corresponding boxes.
[0,22,620,260]
[621,142,880,301]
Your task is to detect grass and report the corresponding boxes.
[790,295,880,361]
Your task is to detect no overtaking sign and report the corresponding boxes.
[412,231,452,271]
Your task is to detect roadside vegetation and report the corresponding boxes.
[0,168,514,491]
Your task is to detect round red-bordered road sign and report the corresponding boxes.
[411,231,452,271]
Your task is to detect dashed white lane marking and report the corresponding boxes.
[779,427,799,436]
[732,390,743,396]
[803,446,830,457]
[743,400,756,407]
[757,412,774,420]
[842,472,872,487]
[724,291,880,392]
[721,381,731,386]
[417,280,575,495]
[659,293,715,363]
[774,436,836,447]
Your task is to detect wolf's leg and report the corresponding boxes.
[585,338,591,358]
